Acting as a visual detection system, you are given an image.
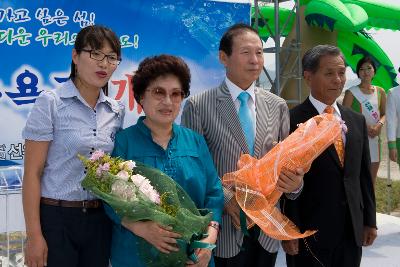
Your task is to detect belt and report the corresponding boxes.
[40,197,102,209]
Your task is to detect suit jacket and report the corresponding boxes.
[181,81,290,258]
[282,97,376,248]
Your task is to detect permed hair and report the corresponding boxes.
[132,54,191,105]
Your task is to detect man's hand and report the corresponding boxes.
[123,220,181,254]
[277,168,304,193]
[363,226,377,246]
[282,239,299,255]
[225,198,252,229]
[389,148,398,163]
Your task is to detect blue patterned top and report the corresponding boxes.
[22,80,125,200]
[105,116,223,267]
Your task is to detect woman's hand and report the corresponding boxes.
[185,249,212,267]
[185,223,218,267]
[123,220,181,254]
[367,124,381,138]
[389,148,398,162]
[24,234,48,267]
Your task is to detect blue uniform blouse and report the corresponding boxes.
[22,80,124,200]
[105,116,223,267]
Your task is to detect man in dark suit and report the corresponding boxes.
[282,45,377,267]
[182,23,304,267]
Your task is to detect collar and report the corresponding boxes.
[309,94,341,116]
[136,116,179,146]
[225,77,256,103]
[58,79,118,112]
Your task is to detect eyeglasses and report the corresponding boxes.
[146,87,185,103]
[80,49,121,65]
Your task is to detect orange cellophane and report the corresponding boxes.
[222,113,342,240]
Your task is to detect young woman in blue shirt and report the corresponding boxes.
[22,25,124,267]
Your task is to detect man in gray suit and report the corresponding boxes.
[181,23,304,267]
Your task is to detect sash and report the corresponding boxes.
[350,86,380,124]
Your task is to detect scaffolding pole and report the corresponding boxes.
[253,0,302,105]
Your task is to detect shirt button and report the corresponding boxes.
[91,147,95,150]
[84,171,87,174]
[93,129,96,132]
[93,133,97,136]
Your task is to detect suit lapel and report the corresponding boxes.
[339,105,354,174]
[216,82,249,154]
[253,88,269,157]
[303,98,342,168]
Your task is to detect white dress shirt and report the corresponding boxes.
[225,77,257,135]
[386,85,400,143]
[309,94,346,144]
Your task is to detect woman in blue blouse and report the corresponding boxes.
[22,25,124,267]
[105,55,223,267]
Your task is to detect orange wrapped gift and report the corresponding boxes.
[222,113,343,240]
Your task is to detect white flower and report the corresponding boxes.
[111,180,137,202]
[124,160,136,171]
[131,174,160,204]
[131,174,147,186]
[119,160,136,172]
[116,170,130,181]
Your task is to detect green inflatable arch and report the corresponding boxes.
[252,0,400,90]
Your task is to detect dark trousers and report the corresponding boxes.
[286,238,361,267]
[286,211,361,267]
[40,204,111,267]
[214,228,277,267]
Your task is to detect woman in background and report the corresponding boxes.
[386,67,400,166]
[105,54,223,267]
[22,25,124,267]
[343,56,386,186]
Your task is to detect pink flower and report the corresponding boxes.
[96,162,110,176]
[90,150,105,161]
[340,119,348,133]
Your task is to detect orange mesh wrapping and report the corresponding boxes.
[222,113,342,240]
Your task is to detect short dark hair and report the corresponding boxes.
[219,23,261,56]
[302,45,345,76]
[356,56,376,78]
[70,25,121,95]
[132,54,191,105]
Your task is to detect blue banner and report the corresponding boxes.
[0,0,250,166]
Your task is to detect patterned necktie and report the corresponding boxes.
[238,92,255,155]
[324,106,345,167]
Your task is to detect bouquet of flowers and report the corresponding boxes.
[223,113,344,240]
[78,151,214,267]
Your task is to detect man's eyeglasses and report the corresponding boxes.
[147,87,185,103]
[81,49,121,65]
